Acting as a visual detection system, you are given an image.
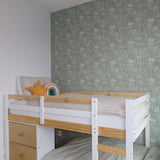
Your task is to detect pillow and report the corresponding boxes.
[26,80,48,96]
[43,82,59,96]
[16,76,24,95]
[20,76,51,95]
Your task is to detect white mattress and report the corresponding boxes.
[8,103,125,130]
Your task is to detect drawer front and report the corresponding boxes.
[9,122,37,148]
[10,142,37,160]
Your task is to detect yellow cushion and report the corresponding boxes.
[26,80,48,96]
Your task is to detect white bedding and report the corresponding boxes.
[11,93,147,117]
[9,93,148,130]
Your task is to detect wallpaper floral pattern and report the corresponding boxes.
[51,0,160,146]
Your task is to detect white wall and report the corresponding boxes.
[0,0,51,159]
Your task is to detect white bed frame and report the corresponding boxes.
[3,92,150,160]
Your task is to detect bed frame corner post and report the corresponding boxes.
[145,121,150,148]
[126,99,134,160]
[3,94,9,160]
[40,96,45,124]
[92,98,98,160]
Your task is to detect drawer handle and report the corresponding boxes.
[19,132,24,136]
[19,153,24,157]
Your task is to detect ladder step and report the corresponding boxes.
[98,144,126,157]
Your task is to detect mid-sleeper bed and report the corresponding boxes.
[4,91,150,160]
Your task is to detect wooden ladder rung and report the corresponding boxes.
[98,144,126,157]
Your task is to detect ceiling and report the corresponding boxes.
[31,0,94,12]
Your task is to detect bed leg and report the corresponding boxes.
[126,99,134,160]
[126,137,133,160]
[92,98,98,160]
[145,122,150,148]
[3,94,9,160]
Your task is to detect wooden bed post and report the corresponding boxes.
[92,98,98,160]
[126,99,134,160]
[145,95,150,148]
[3,94,9,160]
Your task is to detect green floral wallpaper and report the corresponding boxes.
[51,0,160,146]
